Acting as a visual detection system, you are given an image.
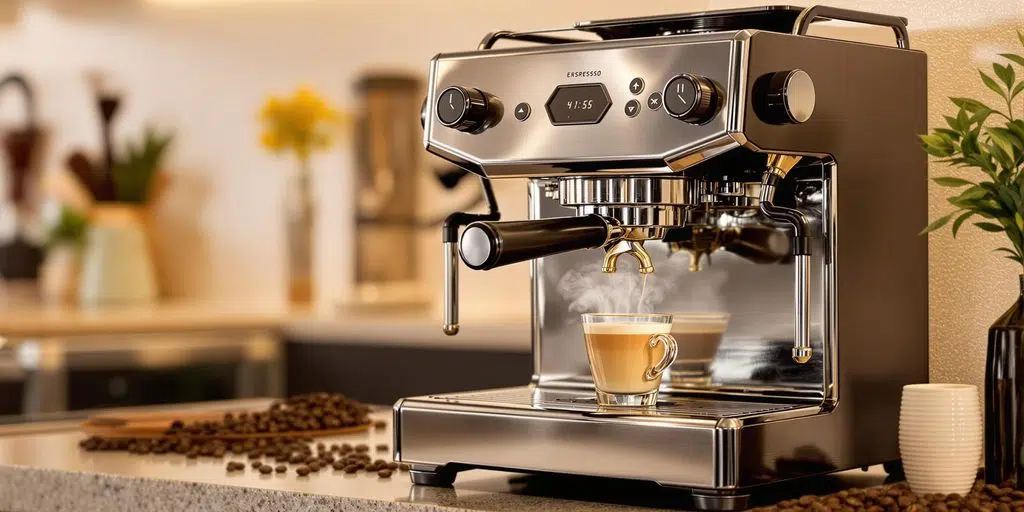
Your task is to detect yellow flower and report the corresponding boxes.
[258,86,344,163]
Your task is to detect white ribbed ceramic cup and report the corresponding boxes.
[899,384,982,496]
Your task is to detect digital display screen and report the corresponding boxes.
[545,84,612,126]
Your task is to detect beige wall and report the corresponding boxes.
[0,0,712,317]
[706,0,1023,392]
[2,0,1024,391]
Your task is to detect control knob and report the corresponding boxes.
[435,86,503,133]
[663,74,719,124]
[755,69,816,125]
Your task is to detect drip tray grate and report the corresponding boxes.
[426,387,805,419]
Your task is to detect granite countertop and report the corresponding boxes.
[0,403,891,512]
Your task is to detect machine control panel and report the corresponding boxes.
[425,33,745,176]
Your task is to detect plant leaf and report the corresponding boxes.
[1014,81,1024,102]
[1002,53,1024,67]
[952,210,974,238]
[994,62,1015,89]
[967,107,994,127]
[975,221,1006,232]
[951,97,991,112]
[980,70,1007,99]
[1019,30,1024,50]
[1015,212,1024,232]
[996,247,1021,257]
[932,176,975,187]
[943,115,962,131]
[920,212,954,235]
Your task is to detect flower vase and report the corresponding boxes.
[286,164,315,305]
[985,274,1024,485]
[78,204,158,305]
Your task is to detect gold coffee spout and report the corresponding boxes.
[765,154,802,179]
[602,240,654,274]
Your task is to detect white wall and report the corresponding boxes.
[2,0,1024,390]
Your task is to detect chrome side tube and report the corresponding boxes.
[792,255,812,363]
[443,241,459,335]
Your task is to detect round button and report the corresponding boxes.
[435,86,501,133]
[437,87,469,126]
[628,77,645,95]
[756,69,815,124]
[624,99,641,118]
[647,92,663,111]
[663,74,718,124]
[664,76,699,117]
[514,102,531,121]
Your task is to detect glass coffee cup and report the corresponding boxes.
[667,312,730,387]
[581,313,678,406]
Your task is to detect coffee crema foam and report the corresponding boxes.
[583,322,670,335]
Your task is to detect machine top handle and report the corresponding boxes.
[793,5,910,49]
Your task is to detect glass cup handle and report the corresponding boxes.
[645,333,678,381]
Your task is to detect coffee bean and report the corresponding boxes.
[399,464,410,472]
[275,465,287,473]
[377,469,393,478]
[296,466,310,476]
[355,444,369,453]
[385,462,398,470]
[373,420,386,430]
[376,444,388,452]
[309,462,322,472]
[259,465,273,475]
[332,461,346,471]
[251,461,263,469]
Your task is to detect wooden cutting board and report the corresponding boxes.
[81,410,370,440]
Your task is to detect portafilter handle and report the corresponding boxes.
[459,214,621,271]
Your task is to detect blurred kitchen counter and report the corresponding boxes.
[0,299,531,352]
[0,300,288,338]
[284,311,531,352]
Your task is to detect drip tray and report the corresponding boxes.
[425,387,808,420]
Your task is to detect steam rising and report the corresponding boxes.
[556,251,728,314]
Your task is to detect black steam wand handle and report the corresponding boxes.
[441,175,499,335]
[459,215,617,271]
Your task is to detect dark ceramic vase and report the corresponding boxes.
[985,274,1024,485]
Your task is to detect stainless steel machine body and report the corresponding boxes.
[394,6,927,509]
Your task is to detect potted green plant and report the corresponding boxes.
[920,31,1024,487]
[78,126,173,305]
[39,206,88,303]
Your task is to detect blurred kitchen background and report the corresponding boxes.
[0,0,1019,420]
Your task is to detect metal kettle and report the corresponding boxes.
[0,73,44,280]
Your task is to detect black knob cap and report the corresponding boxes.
[436,86,502,133]
[663,74,718,124]
[460,215,613,271]
[754,70,816,125]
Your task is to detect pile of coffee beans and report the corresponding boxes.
[163,393,371,437]
[753,480,1024,511]
[78,393,409,479]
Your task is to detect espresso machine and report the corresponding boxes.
[394,6,928,509]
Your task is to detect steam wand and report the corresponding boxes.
[441,175,499,335]
[759,154,813,364]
